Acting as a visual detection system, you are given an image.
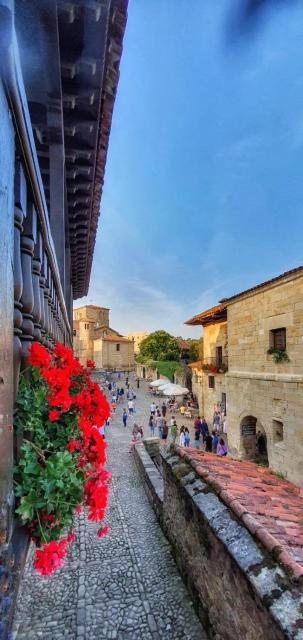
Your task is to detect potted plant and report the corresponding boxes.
[14,342,110,575]
[267,348,290,364]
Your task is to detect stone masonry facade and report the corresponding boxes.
[73,305,134,370]
[186,267,303,486]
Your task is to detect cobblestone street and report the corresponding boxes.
[13,376,207,640]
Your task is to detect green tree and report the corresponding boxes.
[187,338,203,362]
[139,330,181,362]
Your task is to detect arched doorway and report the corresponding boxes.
[240,416,268,465]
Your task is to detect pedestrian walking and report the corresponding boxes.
[161,402,167,417]
[205,432,213,452]
[128,398,134,415]
[156,412,163,438]
[212,430,219,453]
[162,419,168,442]
[149,414,155,437]
[111,400,116,414]
[122,409,128,427]
[170,419,177,444]
[98,423,105,439]
[213,411,220,432]
[129,423,142,451]
[150,402,156,416]
[136,377,140,389]
[184,427,190,447]
[200,417,209,442]
[179,426,185,446]
[193,426,200,449]
[223,416,227,434]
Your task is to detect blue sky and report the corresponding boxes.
[76,0,303,338]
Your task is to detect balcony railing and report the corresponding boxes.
[201,356,228,373]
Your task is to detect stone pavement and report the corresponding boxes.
[13,375,207,640]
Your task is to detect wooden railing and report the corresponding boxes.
[3,37,73,397]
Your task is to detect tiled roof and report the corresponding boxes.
[177,447,303,579]
[220,265,303,304]
[185,303,227,326]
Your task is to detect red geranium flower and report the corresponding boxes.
[48,410,61,422]
[28,342,51,368]
[86,359,96,369]
[34,538,68,576]
[66,438,81,453]
[97,524,109,538]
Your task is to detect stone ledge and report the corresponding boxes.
[176,446,303,581]
[133,443,164,524]
[162,449,303,640]
[226,370,303,382]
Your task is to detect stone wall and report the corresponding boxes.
[134,444,302,639]
[189,323,227,423]
[227,272,303,485]
[73,306,110,364]
[133,442,163,525]
[161,451,300,640]
[93,338,134,370]
[126,332,148,354]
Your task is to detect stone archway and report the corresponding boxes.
[240,415,268,465]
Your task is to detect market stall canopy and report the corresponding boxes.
[160,383,189,396]
[150,379,170,388]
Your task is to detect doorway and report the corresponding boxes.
[240,415,268,465]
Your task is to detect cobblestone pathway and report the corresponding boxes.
[13,376,207,640]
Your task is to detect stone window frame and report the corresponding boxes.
[272,419,284,445]
[269,327,286,350]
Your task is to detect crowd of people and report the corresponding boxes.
[100,372,228,457]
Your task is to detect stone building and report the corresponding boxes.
[94,335,134,370]
[186,305,228,424]
[185,266,303,486]
[73,305,134,370]
[0,1,128,634]
[73,304,120,364]
[126,332,148,354]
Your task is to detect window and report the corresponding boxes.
[208,376,215,389]
[216,346,223,367]
[270,328,286,350]
[221,392,226,413]
[272,419,284,444]
[73,329,77,337]
[116,344,120,351]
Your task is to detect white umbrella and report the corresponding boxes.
[149,379,170,388]
[160,383,189,396]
